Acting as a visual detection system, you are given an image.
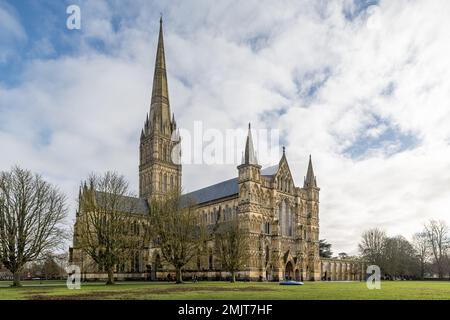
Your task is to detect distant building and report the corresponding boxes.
[0,264,12,281]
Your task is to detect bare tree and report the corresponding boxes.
[0,166,67,286]
[149,191,205,283]
[215,217,250,282]
[424,220,449,278]
[412,232,430,279]
[76,172,150,285]
[358,228,386,267]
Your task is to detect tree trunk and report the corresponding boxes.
[106,268,114,285]
[438,266,443,279]
[175,267,183,284]
[231,271,236,283]
[12,271,21,287]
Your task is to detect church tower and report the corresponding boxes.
[139,18,181,200]
[303,155,321,280]
[237,123,262,191]
[237,123,262,224]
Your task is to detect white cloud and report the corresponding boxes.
[1,0,450,254]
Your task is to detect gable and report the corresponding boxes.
[274,156,295,187]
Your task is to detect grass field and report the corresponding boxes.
[0,281,450,300]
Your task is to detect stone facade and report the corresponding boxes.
[69,19,363,282]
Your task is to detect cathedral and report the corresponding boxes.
[70,19,364,282]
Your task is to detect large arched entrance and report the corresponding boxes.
[285,261,294,280]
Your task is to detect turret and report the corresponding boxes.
[303,155,320,202]
[238,123,261,184]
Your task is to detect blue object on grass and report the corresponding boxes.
[279,280,304,285]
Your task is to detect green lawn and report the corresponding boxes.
[0,280,449,300]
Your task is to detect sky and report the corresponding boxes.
[1,0,450,255]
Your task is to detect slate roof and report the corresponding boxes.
[88,165,279,212]
[93,191,149,215]
[182,177,239,205]
[182,165,278,205]
[261,164,279,176]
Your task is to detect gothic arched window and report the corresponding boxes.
[163,174,167,192]
[262,221,270,234]
[202,211,205,224]
[134,221,139,235]
[288,206,293,236]
[279,200,293,237]
[224,205,229,220]
[279,202,285,235]
[170,175,174,191]
[213,208,218,223]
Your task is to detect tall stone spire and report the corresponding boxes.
[139,18,182,200]
[242,123,258,165]
[304,155,317,188]
[149,16,171,136]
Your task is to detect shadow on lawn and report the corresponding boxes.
[27,285,277,300]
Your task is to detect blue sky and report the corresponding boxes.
[1,1,77,84]
[1,0,450,254]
